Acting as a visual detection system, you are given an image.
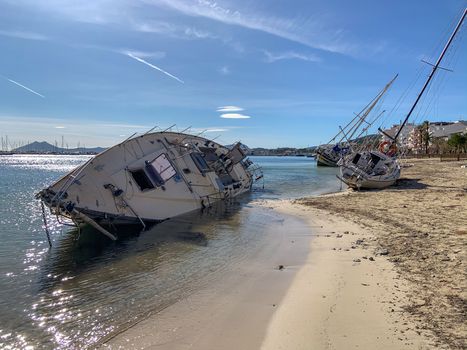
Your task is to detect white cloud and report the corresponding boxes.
[217,106,243,112]
[126,53,184,84]
[55,126,66,129]
[120,49,166,59]
[219,66,230,75]
[220,113,251,119]
[183,27,217,39]
[10,0,127,24]
[132,20,174,33]
[0,29,49,41]
[8,0,356,55]
[191,126,244,133]
[263,50,321,63]
[0,114,250,148]
[204,128,228,132]
[150,0,353,54]
[228,41,245,53]
[132,20,217,40]
[0,115,154,147]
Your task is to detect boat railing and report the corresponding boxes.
[247,164,264,182]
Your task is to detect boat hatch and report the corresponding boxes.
[370,153,382,167]
[191,152,211,173]
[219,174,234,186]
[129,169,156,191]
[352,153,361,165]
[198,147,219,162]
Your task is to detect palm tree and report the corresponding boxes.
[416,121,432,154]
[448,133,467,153]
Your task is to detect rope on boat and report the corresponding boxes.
[40,201,52,248]
[121,197,146,231]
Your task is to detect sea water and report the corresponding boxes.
[0,155,340,349]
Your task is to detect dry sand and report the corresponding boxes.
[291,158,467,349]
[259,200,429,350]
[104,158,466,350]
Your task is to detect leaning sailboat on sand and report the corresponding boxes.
[37,130,262,240]
[316,75,397,167]
[338,9,466,190]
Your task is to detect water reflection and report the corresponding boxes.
[0,155,339,349]
[24,196,261,349]
[41,198,245,279]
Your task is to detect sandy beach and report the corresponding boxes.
[291,158,467,349]
[105,158,466,350]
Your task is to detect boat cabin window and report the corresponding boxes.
[129,169,155,191]
[352,153,361,165]
[219,174,234,186]
[190,153,210,173]
[129,154,176,191]
[198,147,219,162]
[150,154,177,181]
[370,153,381,166]
[144,162,164,187]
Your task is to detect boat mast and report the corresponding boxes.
[347,74,398,142]
[393,8,466,141]
[326,94,383,145]
[329,112,363,144]
[324,74,396,146]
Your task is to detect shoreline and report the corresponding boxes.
[104,209,314,349]
[292,158,466,349]
[259,199,428,349]
[104,158,465,349]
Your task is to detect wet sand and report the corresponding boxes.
[104,158,466,350]
[260,200,428,350]
[103,212,313,349]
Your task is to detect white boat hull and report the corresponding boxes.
[316,153,338,167]
[339,172,398,189]
[338,151,400,190]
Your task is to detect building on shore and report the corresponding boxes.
[381,123,416,148]
[381,120,467,154]
[429,121,467,140]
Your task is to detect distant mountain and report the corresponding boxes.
[13,141,106,154]
[352,134,380,144]
[246,135,381,156]
[316,134,380,147]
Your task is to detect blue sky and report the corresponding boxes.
[0,0,466,148]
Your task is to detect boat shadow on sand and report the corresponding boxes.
[38,196,250,289]
[391,178,461,191]
[391,177,429,190]
[349,178,429,192]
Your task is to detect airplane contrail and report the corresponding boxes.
[3,77,45,98]
[127,53,184,84]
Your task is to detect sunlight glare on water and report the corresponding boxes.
[0,154,339,349]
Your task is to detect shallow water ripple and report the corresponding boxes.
[0,155,339,348]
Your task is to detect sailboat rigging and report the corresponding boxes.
[316,74,397,167]
[338,8,466,190]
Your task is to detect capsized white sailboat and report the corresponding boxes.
[37,130,262,240]
[339,9,466,190]
[338,150,401,189]
[316,75,397,167]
